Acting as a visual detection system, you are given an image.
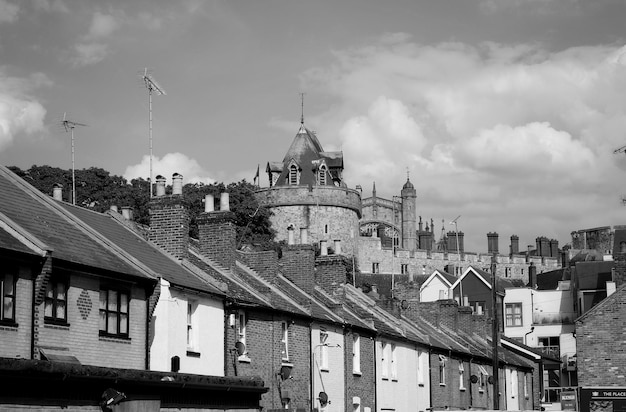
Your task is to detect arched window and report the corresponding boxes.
[289,165,298,185]
[620,241,626,253]
[318,164,327,185]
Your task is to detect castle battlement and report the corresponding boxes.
[255,185,362,218]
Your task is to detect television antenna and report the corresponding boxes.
[61,112,87,205]
[141,68,167,197]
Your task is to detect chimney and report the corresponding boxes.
[334,239,342,255]
[197,192,236,269]
[536,236,550,257]
[528,262,537,288]
[155,175,166,196]
[121,206,133,220]
[315,254,350,293]
[53,184,63,201]
[487,232,499,254]
[172,173,183,195]
[549,239,559,258]
[149,174,189,260]
[510,235,519,255]
[287,225,295,245]
[280,245,315,292]
[320,240,328,256]
[612,229,626,287]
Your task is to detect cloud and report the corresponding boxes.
[479,0,581,16]
[123,152,216,185]
[0,0,19,23]
[88,12,120,38]
[70,43,109,67]
[0,71,48,151]
[32,0,68,13]
[301,37,626,250]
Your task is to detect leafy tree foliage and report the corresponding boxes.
[8,165,278,250]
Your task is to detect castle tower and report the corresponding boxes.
[254,122,361,256]
[401,177,417,251]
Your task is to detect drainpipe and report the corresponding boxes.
[145,285,150,370]
[468,357,473,409]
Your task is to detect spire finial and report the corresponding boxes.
[406,167,410,181]
[300,92,305,125]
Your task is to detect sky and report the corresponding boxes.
[2,0,626,253]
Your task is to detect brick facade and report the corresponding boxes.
[197,211,236,269]
[148,194,189,260]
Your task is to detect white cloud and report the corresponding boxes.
[88,12,120,38]
[123,152,216,185]
[71,43,109,67]
[301,37,626,250]
[0,71,48,151]
[32,0,68,13]
[0,0,19,23]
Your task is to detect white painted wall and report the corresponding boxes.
[376,339,428,412]
[420,275,451,302]
[149,278,225,375]
[311,322,345,412]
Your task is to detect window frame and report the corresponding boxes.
[372,262,380,274]
[318,164,327,185]
[237,310,250,361]
[281,321,290,362]
[401,264,408,274]
[99,288,130,338]
[438,354,447,386]
[505,302,523,327]
[478,365,488,392]
[459,361,466,390]
[186,300,198,351]
[381,342,389,379]
[289,164,299,185]
[44,275,69,325]
[390,343,397,380]
[0,270,17,325]
[352,333,361,375]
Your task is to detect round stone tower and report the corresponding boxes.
[401,177,417,251]
[254,122,361,256]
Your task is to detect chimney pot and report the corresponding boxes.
[155,175,166,196]
[110,205,118,213]
[172,173,183,195]
[320,240,328,256]
[300,228,308,244]
[204,194,214,212]
[52,183,63,201]
[220,192,230,211]
[121,206,133,220]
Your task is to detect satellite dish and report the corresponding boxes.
[318,391,329,407]
[470,374,478,384]
[280,365,292,380]
[488,376,494,384]
[235,341,246,356]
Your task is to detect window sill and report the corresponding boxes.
[460,387,466,392]
[186,350,201,358]
[44,318,69,327]
[238,355,251,363]
[99,332,131,343]
[0,320,18,328]
[281,361,293,367]
[353,371,362,376]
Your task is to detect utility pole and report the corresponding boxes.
[491,253,500,410]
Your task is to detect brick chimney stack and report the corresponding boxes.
[510,235,519,255]
[280,245,315,292]
[315,254,351,293]
[612,229,626,287]
[149,173,189,260]
[197,192,236,269]
[487,232,499,254]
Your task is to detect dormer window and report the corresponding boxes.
[318,164,327,185]
[289,164,299,185]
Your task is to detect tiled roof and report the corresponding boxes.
[60,204,220,294]
[0,226,38,256]
[0,165,152,281]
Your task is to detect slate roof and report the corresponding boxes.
[0,165,152,281]
[59,203,220,294]
[573,260,613,290]
[0,226,39,256]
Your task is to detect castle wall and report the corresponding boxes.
[357,235,559,284]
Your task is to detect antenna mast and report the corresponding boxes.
[61,112,87,205]
[300,92,305,125]
[141,68,167,197]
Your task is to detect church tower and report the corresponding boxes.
[401,177,417,252]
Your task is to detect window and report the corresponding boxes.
[524,374,529,398]
[238,311,248,357]
[187,301,197,350]
[281,321,289,361]
[0,271,17,324]
[621,241,626,253]
[537,336,560,358]
[459,362,466,390]
[510,369,518,398]
[289,164,299,185]
[505,303,523,327]
[438,355,447,385]
[45,277,68,324]
[390,344,397,380]
[478,365,488,392]
[372,263,380,274]
[505,267,512,277]
[381,342,389,378]
[353,334,361,374]
[318,164,327,185]
[320,330,329,370]
[417,351,425,385]
[401,264,408,274]
[99,289,129,337]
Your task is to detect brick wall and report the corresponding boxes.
[315,254,350,293]
[0,262,32,359]
[576,285,626,386]
[197,211,236,269]
[280,245,315,292]
[344,330,376,412]
[149,194,189,260]
[237,250,279,283]
[225,310,311,411]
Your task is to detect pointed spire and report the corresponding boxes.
[372,181,377,197]
[300,92,305,125]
